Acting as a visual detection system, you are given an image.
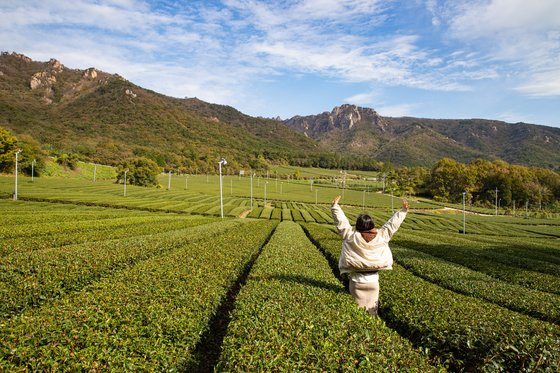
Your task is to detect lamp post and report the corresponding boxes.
[462,191,466,234]
[123,169,129,197]
[218,158,227,218]
[13,149,22,200]
[264,181,268,207]
[31,159,36,182]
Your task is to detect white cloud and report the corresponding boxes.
[344,91,379,105]
[447,0,560,96]
[515,70,560,97]
[376,103,416,117]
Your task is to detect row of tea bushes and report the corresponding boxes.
[397,231,560,294]
[0,220,276,370]
[0,217,225,318]
[218,222,441,371]
[391,245,560,325]
[302,223,560,371]
[1,216,208,255]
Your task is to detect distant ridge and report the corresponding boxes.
[1,52,559,169]
[283,104,560,168]
[0,52,323,169]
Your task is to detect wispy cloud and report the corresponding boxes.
[445,0,560,97]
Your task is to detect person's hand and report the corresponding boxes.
[332,195,341,205]
[402,199,409,211]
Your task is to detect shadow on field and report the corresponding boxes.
[267,274,346,294]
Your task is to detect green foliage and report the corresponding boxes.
[303,223,560,371]
[0,126,18,173]
[426,158,560,207]
[218,222,439,371]
[116,157,160,187]
[1,218,275,370]
[55,152,80,170]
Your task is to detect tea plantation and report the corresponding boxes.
[1,174,559,371]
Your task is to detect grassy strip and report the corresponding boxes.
[302,223,560,371]
[0,220,276,370]
[218,222,440,371]
[392,245,560,325]
[0,217,224,318]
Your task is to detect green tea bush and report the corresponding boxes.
[218,222,441,371]
[1,220,276,370]
[303,223,560,371]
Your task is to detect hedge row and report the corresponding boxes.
[0,220,276,370]
[397,231,560,294]
[1,216,206,255]
[218,222,440,371]
[391,245,560,325]
[302,223,560,371]
[0,217,225,318]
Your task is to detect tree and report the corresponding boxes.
[0,126,18,173]
[427,158,473,202]
[17,134,47,176]
[116,157,160,187]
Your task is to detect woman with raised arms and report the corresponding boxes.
[331,195,409,316]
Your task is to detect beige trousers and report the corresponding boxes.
[349,281,380,316]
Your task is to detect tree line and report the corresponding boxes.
[384,158,560,209]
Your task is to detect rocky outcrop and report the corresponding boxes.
[284,104,386,138]
[125,89,137,98]
[83,67,97,79]
[2,52,32,62]
[30,71,56,90]
[48,58,63,73]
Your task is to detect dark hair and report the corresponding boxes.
[356,214,375,232]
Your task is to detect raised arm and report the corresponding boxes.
[379,199,409,241]
[331,195,353,240]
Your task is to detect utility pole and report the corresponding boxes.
[495,188,498,216]
[13,149,22,201]
[315,188,318,205]
[93,163,97,182]
[167,170,172,190]
[31,159,36,182]
[462,192,466,234]
[123,169,129,197]
[525,200,528,218]
[185,175,188,190]
[218,159,227,218]
[264,181,268,207]
[513,200,515,216]
[362,189,365,212]
[250,173,253,209]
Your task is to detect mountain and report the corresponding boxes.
[0,52,323,170]
[1,52,559,171]
[283,104,560,168]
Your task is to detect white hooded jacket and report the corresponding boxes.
[331,203,407,274]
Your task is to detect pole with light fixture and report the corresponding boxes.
[13,149,22,200]
[123,169,129,197]
[218,158,227,218]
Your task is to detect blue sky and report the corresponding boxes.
[1,0,559,127]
